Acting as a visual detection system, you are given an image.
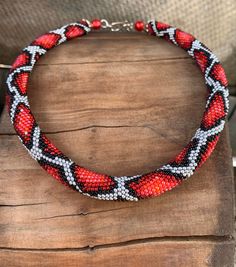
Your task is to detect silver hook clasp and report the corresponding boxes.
[101,19,133,32]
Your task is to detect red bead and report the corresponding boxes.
[91,19,102,30]
[134,20,145,31]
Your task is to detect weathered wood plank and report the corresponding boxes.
[0,240,234,267]
[0,128,233,249]
[0,59,205,134]
[0,33,201,135]
[36,32,189,65]
[0,32,234,265]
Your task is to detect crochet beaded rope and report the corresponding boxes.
[6,19,229,201]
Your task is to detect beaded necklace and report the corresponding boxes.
[6,19,229,201]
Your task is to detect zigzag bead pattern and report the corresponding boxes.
[6,20,229,201]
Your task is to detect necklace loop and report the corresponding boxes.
[6,19,229,201]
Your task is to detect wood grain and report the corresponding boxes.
[0,32,234,266]
[0,240,234,267]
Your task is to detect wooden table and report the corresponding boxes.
[0,32,234,266]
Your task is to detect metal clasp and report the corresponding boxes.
[101,19,133,32]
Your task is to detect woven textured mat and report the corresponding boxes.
[0,0,236,84]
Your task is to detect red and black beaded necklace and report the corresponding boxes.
[6,19,229,201]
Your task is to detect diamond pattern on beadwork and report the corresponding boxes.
[6,20,229,201]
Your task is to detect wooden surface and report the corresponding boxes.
[0,32,234,266]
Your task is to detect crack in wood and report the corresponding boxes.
[35,206,135,220]
[36,56,191,66]
[45,124,146,134]
[0,202,48,208]
[0,235,233,253]
[0,124,182,145]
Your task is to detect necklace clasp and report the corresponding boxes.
[101,19,133,32]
